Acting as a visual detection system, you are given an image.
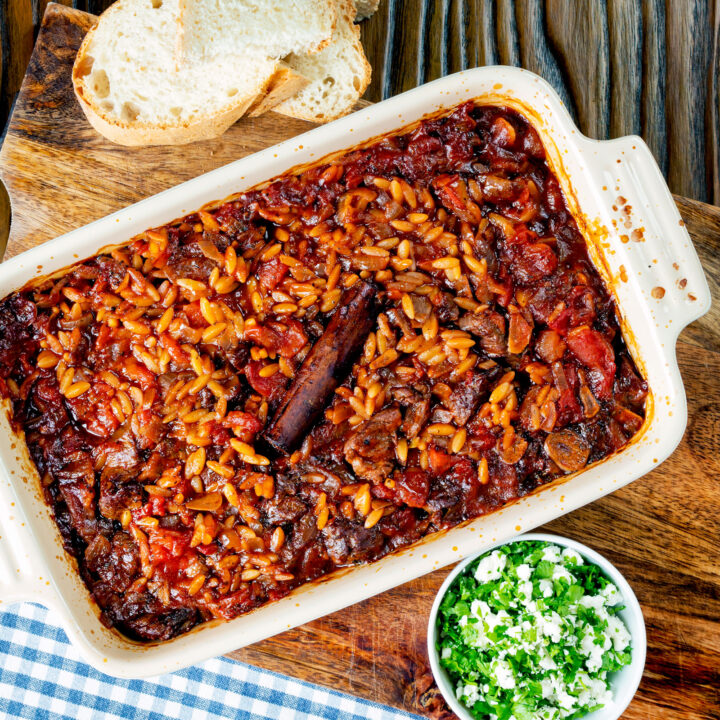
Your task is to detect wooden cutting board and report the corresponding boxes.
[1,6,719,719]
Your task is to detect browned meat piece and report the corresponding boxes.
[322,517,384,564]
[114,605,200,643]
[615,357,648,410]
[459,311,507,356]
[430,407,454,424]
[402,396,431,439]
[445,369,499,425]
[426,457,478,514]
[98,469,143,521]
[343,407,402,483]
[386,306,414,337]
[259,493,307,524]
[27,377,69,436]
[100,440,139,469]
[391,385,421,405]
[433,291,460,323]
[85,532,139,594]
[280,512,319,572]
[264,281,377,454]
[58,479,97,543]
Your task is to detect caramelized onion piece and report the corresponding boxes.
[508,311,533,354]
[544,429,590,472]
[579,385,600,418]
[540,399,557,432]
[185,492,223,512]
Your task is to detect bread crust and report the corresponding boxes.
[246,64,310,117]
[74,86,256,146]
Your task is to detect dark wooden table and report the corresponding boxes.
[1,4,719,719]
[1,0,719,207]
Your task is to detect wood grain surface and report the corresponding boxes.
[1,6,719,720]
[3,0,718,205]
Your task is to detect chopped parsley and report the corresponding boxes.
[436,540,632,720]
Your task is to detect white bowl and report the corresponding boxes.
[427,532,647,720]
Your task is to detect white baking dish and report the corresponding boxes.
[0,66,709,678]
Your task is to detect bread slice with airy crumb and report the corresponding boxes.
[274,0,371,123]
[176,0,337,66]
[355,0,380,21]
[72,0,285,146]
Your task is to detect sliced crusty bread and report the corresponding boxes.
[72,0,284,146]
[246,64,309,117]
[176,0,337,66]
[354,0,380,21]
[274,0,371,123]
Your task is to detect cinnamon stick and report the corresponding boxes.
[263,281,377,455]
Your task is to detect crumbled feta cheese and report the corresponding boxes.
[538,650,558,670]
[539,579,554,598]
[579,593,609,620]
[475,549,507,582]
[460,683,482,705]
[540,676,555,699]
[518,580,533,600]
[601,582,621,605]
[492,659,516,689]
[579,594,606,611]
[516,563,532,580]
[576,672,612,707]
[538,611,563,642]
[580,629,612,671]
[542,545,562,562]
[470,599,491,618]
[561,547,584,566]
[551,565,575,584]
[441,646,452,659]
[556,687,577,710]
[607,614,631,651]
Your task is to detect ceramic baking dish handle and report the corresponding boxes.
[0,476,59,607]
[585,135,711,337]
[593,136,711,337]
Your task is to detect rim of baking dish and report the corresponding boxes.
[0,65,708,677]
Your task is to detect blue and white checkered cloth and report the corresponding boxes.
[0,603,421,720]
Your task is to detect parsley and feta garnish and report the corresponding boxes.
[436,540,632,720]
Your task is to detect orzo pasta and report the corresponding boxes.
[0,103,647,641]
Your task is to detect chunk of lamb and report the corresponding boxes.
[392,385,431,440]
[322,517,384,565]
[99,468,143,521]
[445,368,500,425]
[343,407,402,484]
[258,493,307,524]
[458,311,507,356]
